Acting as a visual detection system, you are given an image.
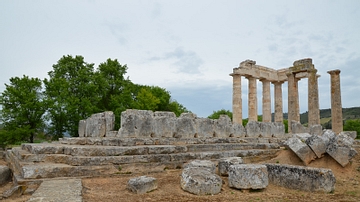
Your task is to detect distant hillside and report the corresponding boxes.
[280,107,360,128]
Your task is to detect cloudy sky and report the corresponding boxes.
[1,0,359,118]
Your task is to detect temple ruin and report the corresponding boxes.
[230,58,343,134]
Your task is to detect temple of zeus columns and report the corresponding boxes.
[230,58,343,134]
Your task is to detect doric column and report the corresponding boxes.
[232,74,242,124]
[261,79,271,122]
[272,81,284,123]
[287,72,300,133]
[308,69,320,126]
[247,76,258,122]
[328,69,343,134]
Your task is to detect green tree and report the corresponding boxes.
[344,119,360,139]
[0,76,46,144]
[94,58,133,129]
[44,55,99,137]
[208,109,233,120]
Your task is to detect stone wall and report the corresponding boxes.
[79,109,287,138]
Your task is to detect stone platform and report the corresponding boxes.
[5,136,285,189]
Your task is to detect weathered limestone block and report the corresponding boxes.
[175,113,197,138]
[127,176,158,194]
[321,129,336,144]
[340,131,357,140]
[119,110,154,138]
[106,131,118,137]
[265,164,336,192]
[305,134,327,158]
[291,121,309,134]
[180,168,222,195]
[0,165,11,185]
[218,157,244,176]
[195,118,214,138]
[183,160,216,173]
[213,115,232,138]
[228,164,268,189]
[271,122,285,138]
[104,111,115,133]
[78,120,86,137]
[309,125,322,136]
[231,123,246,138]
[86,113,106,137]
[153,111,176,138]
[284,137,316,165]
[294,133,312,142]
[334,132,354,147]
[259,122,272,137]
[326,133,358,167]
[245,121,261,137]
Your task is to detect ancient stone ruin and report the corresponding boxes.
[230,58,344,134]
[1,58,358,199]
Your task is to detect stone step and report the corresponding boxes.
[10,146,280,167]
[20,162,118,179]
[186,143,279,152]
[22,142,280,157]
[22,143,188,156]
[59,137,289,146]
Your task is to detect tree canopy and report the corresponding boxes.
[0,76,45,144]
[0,55,190,145]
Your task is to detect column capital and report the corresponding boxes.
[327,69,341,75]
[271,81,284,85]
[308,69,317,74]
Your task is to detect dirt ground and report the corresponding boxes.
[1,147,360,202]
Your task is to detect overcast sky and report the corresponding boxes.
[1,0,359,118]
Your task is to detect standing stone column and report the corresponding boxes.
[261,79,271,122]
[272,81,284,123]
[308,69,320,126]
[232,74,242,124]
[328,70,343,134]
[287,72,300,133]
[247,76,258,122]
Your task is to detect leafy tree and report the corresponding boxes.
[0,76,45,144]
[44,55,99,137]
[344,119,360,139]
[167,100,190,116]
[208,109,233,120]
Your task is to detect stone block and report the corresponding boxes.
[104,111,115,132]
[213,115,232,138]
[305,134,327,158]
[195,118,214,138]
[218,157,244,176]
[265,164,336,192]
[175,113,196,138]
[180,168,222,195]
[259,122,272,137]
[334,132,354,147]
[291,121,308,134]
[127,176,158,194]
[228,164,268,189]
[284,137,316,165]
[119,110,154,138]
[106,131,118,137]
[309,125,322,136]
[245,121,261,137]
[85,113,107,137]
[78,120,86,137]
[183,160,216,173]
[231,123,246,138]
[340,131,357,140]
[294,133,311,142]
[0,165,11,185]
[326,142,358,167]
[271,122,285,138]
[153,112,176,138]
[321,129,336,143]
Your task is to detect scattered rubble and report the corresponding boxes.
[127,176,158,194]
[228,164,268,190]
